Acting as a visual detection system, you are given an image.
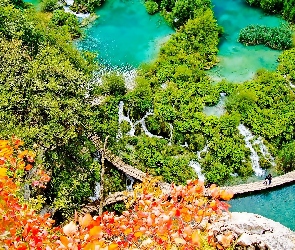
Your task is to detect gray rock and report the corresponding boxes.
[211,212,295,250]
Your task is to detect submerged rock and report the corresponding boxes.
[212,212,295,250]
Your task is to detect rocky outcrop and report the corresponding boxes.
[212,212,295,250]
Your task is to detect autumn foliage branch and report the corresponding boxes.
[0,138,234,250]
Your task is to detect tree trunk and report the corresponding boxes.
[98,136,109,216]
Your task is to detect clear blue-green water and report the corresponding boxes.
[24,0,39,5]
[229,184,295,230]
[209,0,285,82]
[77,0,173,68]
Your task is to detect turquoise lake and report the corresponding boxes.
[229,184,295,230]
[209,0,285,82]
[77,0,173,68]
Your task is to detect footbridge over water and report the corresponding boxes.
[82,135,295,215]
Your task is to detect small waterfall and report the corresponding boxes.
[126,174,135,191]
[168,123,173,146]
[63,0,90,19]
[117,101,163,139]
[189,161,205,181]
[118,101,136,137]
[189,143,209,181]
[237,124,266,176]
[203,93,226,117]
[89,182,101,202]
[253,138,276,166]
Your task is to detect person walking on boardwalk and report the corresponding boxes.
[263,175,268,185]
[263,173,272,185]
[268,173,272,185]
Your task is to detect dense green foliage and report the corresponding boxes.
[226,47,295,173]
[238,24,293,50]
[40,0,61,12]
[144,0,158,15]
[70,0,104,13]
[0,0,101,219]
[247,0,295,22]
[144,0,211,27]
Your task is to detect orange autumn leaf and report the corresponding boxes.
[123,228,132,235]
[220,190,234,201]
[25,164,33,171]
[89,225,102,237]
[108,243,119,250]
[80,213,93,228]
[60,236,69,247]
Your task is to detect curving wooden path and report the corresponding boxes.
[85,134,295,210]
[222,170,295,195]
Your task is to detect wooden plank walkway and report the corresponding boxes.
[222,170,295,195]
[87,134,295,207]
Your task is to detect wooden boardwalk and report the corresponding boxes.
[222,170,295,196]
[87,134,295,207]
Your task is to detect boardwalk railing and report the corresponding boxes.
[87,134,295,208]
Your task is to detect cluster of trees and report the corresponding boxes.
[70,0,104,13]
[238,24,293,50]
[246,0,295,22]
[0,140,234,249]
[0,0,104,219]
[144,0,212,27]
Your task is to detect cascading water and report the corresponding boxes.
[126,174,135,191]
[237,124,272,176]
[253,137,276,167]
[189,144,209,181]
[89,182,101,202]
[203,93,226,117]
[117,101,166,139]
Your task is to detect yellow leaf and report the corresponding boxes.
[191,231,200,246]
[174,237,186,244]
[90,226,102,237]
[0,167,7,177]
[124,228,132,235]
[108,243,119,250]
[134,231,143,238]
[159,235,168,241]
[84,243,95,250]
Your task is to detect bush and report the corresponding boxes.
[238,24,293,50]
[246,0,295,22]
[145,0,159,15]
[40,0,60,12]
[50,10,82,38]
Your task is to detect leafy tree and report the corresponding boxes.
[0,1,100,219]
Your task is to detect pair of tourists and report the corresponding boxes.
[263,173,272,185]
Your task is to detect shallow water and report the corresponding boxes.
[229,184,295,230]
[209,0,285,82]
[77,0,173,68]
[24,0,39,5]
